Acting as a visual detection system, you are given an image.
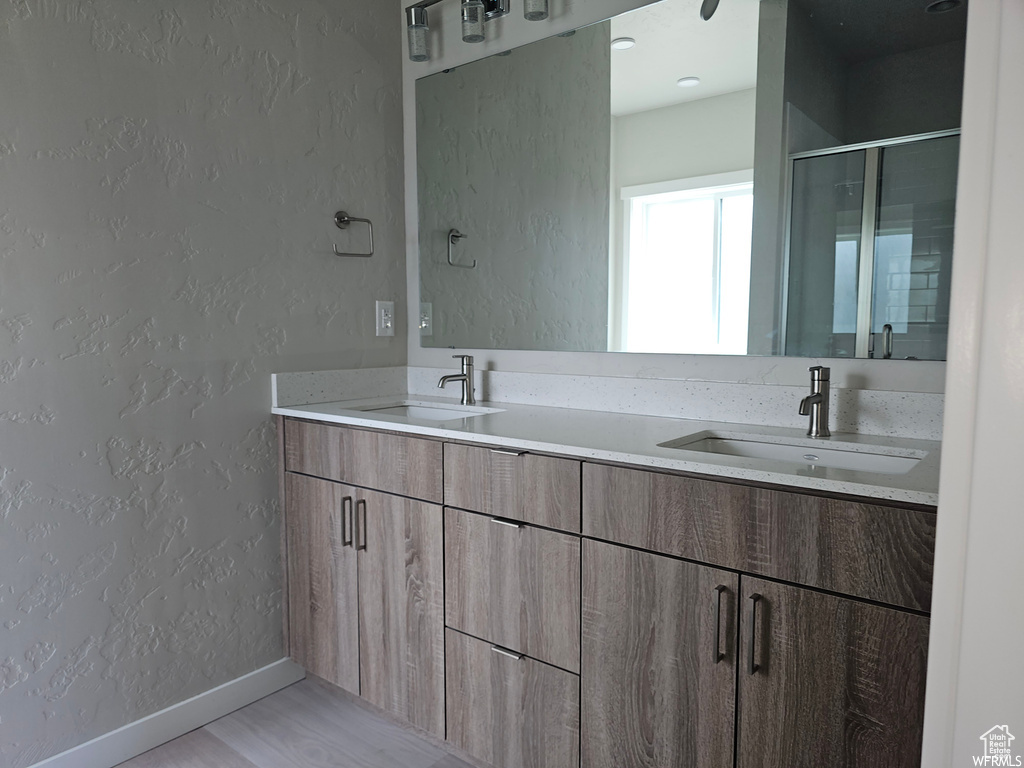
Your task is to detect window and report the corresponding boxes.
[613,172,753,354]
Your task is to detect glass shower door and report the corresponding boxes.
[785,150,867,358]
[785,132,959,360]
[870,135,959,361]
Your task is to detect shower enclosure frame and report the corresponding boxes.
[780,127,962,359]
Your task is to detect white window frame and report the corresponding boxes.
[611,169,755,353]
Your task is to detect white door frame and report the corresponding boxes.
[923,0,1024,764]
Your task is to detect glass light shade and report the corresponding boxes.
[523,0,548,21]
[406,7,430,62]
[407,25,429,61]
[462,0,485,43]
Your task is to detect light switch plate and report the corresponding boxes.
[375,300,395,337]
[420,302,433,336]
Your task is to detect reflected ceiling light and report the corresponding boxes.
[700,0,721,21]
[677,76,701,88]
[611,37,636,50]
[925,0,961,12]
[407,0,528,62]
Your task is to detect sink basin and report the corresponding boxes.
[354,401,504,422]
[659,431,926,475]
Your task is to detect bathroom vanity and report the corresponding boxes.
[273,393,937,768]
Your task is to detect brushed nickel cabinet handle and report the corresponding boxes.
[713,585,727,664]
[490,448,526,456]
[356,499,367,551]
[490,517,523,529]
[491,645,524,660]
[748,593,762,675]
[341,497,353,547]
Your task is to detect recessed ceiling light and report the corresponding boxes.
[611,37,636,50]
[925,0,961,12]
[677,76,701,88]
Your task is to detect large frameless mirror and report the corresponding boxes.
[415,0,967,359]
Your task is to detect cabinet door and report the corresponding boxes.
[285,473,359,694]
[357,487,445,737]
[581,539,738,768]
[737,578,929,768]
[446,629,580,768]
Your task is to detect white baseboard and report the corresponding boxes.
[30,658,306,768]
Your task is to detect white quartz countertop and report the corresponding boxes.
[273,395,941,506]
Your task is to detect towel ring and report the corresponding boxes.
[333,211,374,258]
[447,229,476,269]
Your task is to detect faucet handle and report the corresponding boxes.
[452,354,473,364]
[808,365,830,381]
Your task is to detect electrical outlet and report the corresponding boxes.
[420,302,433,336]
[375,300,395,337]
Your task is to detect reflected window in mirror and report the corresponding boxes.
[613,173,752,355]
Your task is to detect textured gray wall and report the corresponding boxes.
[0,1,405,765]
[416,23,611,352]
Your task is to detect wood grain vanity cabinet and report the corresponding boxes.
[737,578,929,768]
[355,485,444,734]
[581,462,935,768]
[280,415,936,768]
[581,539,738,768]
[444,445,584,768]
[583,463,936,612]
[284,472,359,694]
[281,418,445,737]
[445,506,581,672]
[444,443,581,532]
[446,628,580,768]
[285,417,443,502]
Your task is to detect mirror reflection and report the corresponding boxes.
[416,0,966,359]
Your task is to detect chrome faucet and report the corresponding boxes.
[799,366,831,438]
[438,355,476,405]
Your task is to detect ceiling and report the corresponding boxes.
[609,0,761,117]
[606,0,967,118]
[792,0,968,63]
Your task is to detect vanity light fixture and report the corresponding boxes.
[611,37,636,50]
[406,6,430,62]
[406,0,519,62]
[462,0,486,43]
[677,76,701,88]
[523,0,548,21]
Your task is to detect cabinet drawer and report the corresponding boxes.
[446,629,580,768]
[583,463,936,611]
[445,507,581,673]
[284,419,442,503]
[444,443,581,532]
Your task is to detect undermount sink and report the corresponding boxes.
[354,401,504,422]
[658,431,926,475]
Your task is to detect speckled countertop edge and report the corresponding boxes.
[273,395,941,507]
